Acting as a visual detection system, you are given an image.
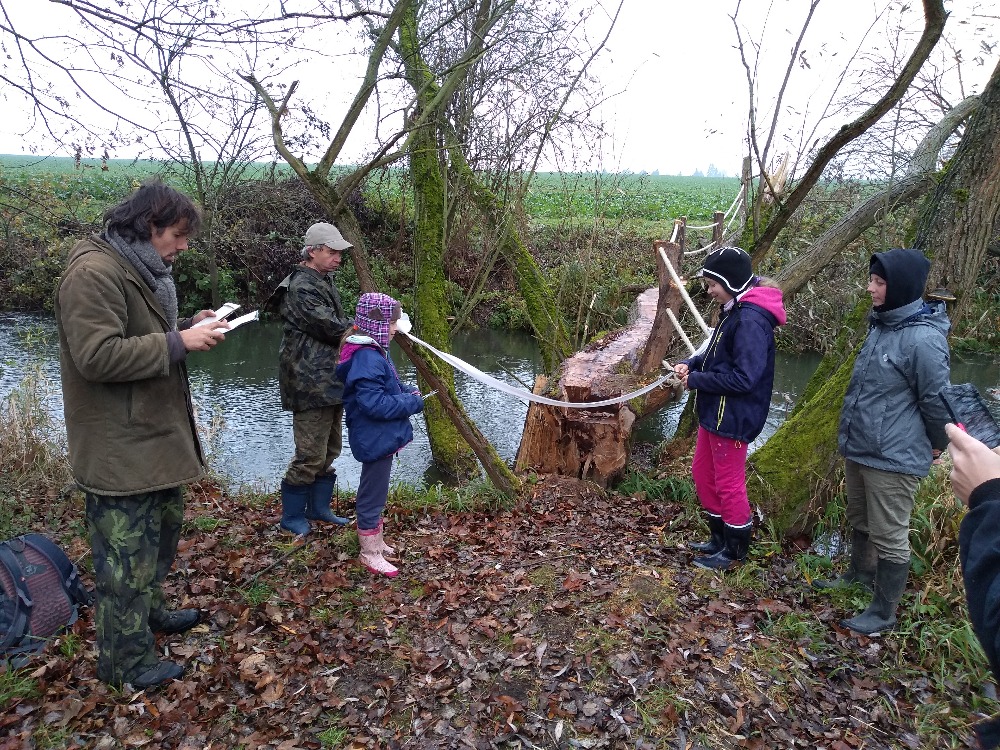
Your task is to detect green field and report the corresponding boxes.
[0,152,747,331]
[526,172,739,225]
[0,155,740,228]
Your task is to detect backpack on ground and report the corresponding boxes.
[0,534,92,664]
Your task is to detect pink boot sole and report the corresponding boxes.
[361,561,398,578]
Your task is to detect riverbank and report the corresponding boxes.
[0,471,992,748]
[1,334,994,747]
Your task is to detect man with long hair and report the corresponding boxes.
[55,180,227,688]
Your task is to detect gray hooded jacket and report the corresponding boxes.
[838,249,951,477]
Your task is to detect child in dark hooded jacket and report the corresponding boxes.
[672,246,787,570]
[336,292,424,577]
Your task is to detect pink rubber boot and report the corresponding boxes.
[358,527,398,578]
[376,518,395,557]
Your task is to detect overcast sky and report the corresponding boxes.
[592,0,997,176]
[0,0,995,176]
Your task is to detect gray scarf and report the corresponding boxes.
[106,229,178,330]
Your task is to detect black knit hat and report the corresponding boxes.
[697,246,754,296]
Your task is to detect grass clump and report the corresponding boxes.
[239,582,274,606]
[0,667,38,707]
[388,477,513,516]
[0,361,72,539]
[616,471,695,503]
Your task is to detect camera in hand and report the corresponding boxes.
[940,383,1000,449]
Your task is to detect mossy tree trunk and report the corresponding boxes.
[405,120,477,476]
[747,297,869,533]
[915,58,1000,330]
[397,1,514,482]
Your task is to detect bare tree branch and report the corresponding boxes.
[775,95,980,297]
[749,0,947,263]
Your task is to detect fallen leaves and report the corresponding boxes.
[0,475,987,748]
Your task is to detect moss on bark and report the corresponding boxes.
[399,9,478,477]
[748,347,858,536]
[792,295,870,418]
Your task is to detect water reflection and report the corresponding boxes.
[633,351,825,452]
[3,312,999,491]
[185,320,545,491]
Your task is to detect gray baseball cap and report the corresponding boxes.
[303,222,353,251]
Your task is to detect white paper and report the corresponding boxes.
[225,310,259,331]
[193,302,240,327]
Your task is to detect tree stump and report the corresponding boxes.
[515,243,687,487]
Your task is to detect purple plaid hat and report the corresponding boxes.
[354,292,402,348]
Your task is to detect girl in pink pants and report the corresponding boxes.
[673,247,786,570]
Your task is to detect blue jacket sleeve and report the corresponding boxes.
[349,350,424,421]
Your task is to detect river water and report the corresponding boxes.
[2,313,998,492]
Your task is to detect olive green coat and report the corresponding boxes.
[55,235,205,496]
[277,265,351,412]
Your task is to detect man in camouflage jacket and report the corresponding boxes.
[55,181,228,689]
[275,222,354,535]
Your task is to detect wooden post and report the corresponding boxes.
[712,211,724,246]
[638,241,684,374]
[674,218,687,253]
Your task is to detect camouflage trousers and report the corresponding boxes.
[284,405,343,485]
[85,487,184,686]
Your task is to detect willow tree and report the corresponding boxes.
[395,0,504,478]
[742,0,948,263]
[391,0,610,373]
[915,58,1000,329]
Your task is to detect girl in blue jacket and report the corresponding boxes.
[336,293,424,577]
[673,247,787,570]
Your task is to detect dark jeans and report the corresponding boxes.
[355,454,393,531]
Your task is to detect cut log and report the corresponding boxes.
[515,243,687,487]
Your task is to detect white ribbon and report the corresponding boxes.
[402,331,676,409]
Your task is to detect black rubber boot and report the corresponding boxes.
[814,529,877,591]
[150,608,200,635]
[306,474,350,525]
[841,559,909,635]
[690,514,725,554]
[693,524,751,571]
